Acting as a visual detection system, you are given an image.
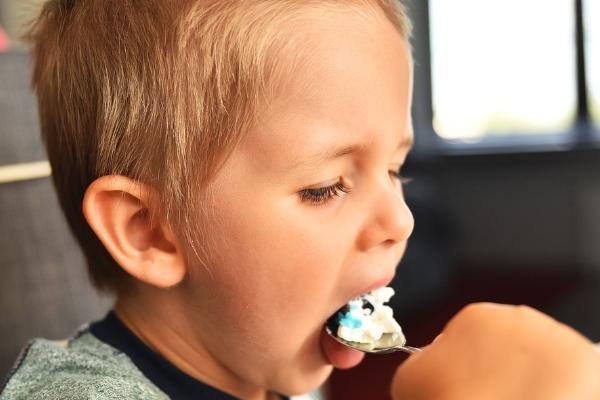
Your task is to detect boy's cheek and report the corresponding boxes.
[183,258,336,389]
[182,242,344,379]
[186,188,361,336]
[193,201,348,286]
[185,218,340,318]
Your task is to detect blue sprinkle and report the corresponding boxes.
[338,312,363,329]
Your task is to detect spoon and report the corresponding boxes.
[325,326,421,355]
[325,304,421,355]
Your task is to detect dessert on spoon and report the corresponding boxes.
[325,286,421,355]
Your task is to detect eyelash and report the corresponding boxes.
[300,171,411,205]
[300,181,352,205]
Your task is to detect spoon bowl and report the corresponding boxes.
[325,326,421,355]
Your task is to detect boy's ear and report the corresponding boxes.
[82,175,186,289]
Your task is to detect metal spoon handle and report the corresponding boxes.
[394,345,422,354]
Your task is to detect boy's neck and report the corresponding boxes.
[113,296,276,400]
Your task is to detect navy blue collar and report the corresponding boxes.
[90,311,288,400]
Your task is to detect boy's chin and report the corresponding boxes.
[273,324,366,396]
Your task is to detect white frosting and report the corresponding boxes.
[336,286,405,348]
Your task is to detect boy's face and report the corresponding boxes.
[183,8,413,396]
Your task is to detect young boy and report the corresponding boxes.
[2,0,599,399]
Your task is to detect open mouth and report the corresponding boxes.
[319,277,403,369]
[324,286,405,351]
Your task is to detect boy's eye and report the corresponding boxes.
[300,180,352,205]
[300,171,411,206]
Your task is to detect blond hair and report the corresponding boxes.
[25,0,412,296]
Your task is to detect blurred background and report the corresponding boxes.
[1,1,599,399]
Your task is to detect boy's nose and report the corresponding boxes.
[356,183,414,252]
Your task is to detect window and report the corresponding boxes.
[585,0,600,127]
[429,0,577,141]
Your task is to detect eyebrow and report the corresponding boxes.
[292,134,414,169]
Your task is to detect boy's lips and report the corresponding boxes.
[348,275,395,302]
[320,325,365,369]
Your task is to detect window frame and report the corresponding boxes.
[408,0,599,157]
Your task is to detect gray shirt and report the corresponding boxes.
[0,329,168,399]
